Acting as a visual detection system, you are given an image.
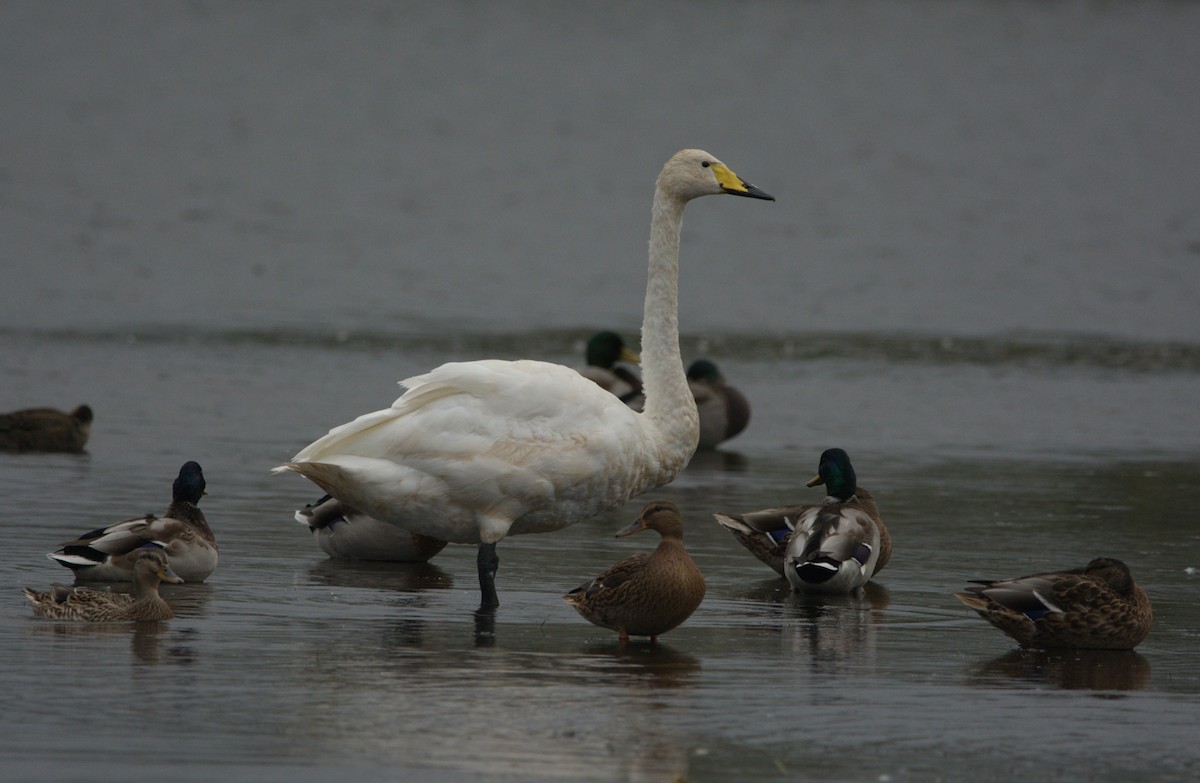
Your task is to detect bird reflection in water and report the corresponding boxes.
[969,648,1151,692]
[131,623,199,666]
[578,641,702,690]
[30,621,198,666]
[781,583,890,675]
[306,559,453,592]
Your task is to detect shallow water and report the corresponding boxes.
[3,333,1198,782]
[2,2,1200,782]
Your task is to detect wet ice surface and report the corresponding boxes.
[3,1,1200,780]
[2,334,1198,782]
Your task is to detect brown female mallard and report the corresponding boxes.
[24,548,183,622]
[47,461,218,583]
[564,500,705,644]
[0,404,93,452]
[714,448,890,590]
[955,557,1153,650]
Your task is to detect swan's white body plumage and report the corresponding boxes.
[286,358,691,544]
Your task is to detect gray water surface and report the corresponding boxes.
[2,2,1199,782]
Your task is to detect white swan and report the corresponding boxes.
[275,149,773,608]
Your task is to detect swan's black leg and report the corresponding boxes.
[477,542,500,609]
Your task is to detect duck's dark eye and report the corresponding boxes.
[701,161,711,168]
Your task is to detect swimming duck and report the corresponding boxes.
[576,331,643,403]
[687,359,750,450]
[24,548,183,621]
[716,449,889,592]
[48,461,218,583]
[296,494,448,562]
[955,557,1153,650]
[0,404,93,452]
[275,149,772,610]
[564,500,706,644]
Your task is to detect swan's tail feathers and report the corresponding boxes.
[276,461,344,494]
[274,459,390,520]
[286,402,424,464]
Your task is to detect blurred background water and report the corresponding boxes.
[1,2,1198,782]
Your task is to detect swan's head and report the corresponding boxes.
[658,149,775,203]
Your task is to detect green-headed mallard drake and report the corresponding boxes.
[715,449,889,591]
[296,494,448,562]
[0,404,93,452]
[564,500,705,644]
[955,557,1153,650]
[24,548,183,621]
[48,461,218,583]
[714,489,883,579]
[576,331,643,404]
[686,359,750,450]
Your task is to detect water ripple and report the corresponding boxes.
[5,326,1199,374]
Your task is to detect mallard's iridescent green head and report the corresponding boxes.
[585,331,639,369]
[806,448,857,500]
[173,461,207,505]
[686,359,724,384]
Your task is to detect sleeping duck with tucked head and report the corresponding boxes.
[955,557,1152,650]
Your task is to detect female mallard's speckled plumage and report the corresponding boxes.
[686,359,750,450]
[0,404,92,452]
[955,557,1153,650]
[715,449,890,592]
[48,461,218,583]
[296,494,448,562]
[576,331,643,404]
[564,500,705,644]
[24,548,183,622]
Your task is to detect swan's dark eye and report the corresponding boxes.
[701,161,711,168]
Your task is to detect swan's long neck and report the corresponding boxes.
[640,188,699,466]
